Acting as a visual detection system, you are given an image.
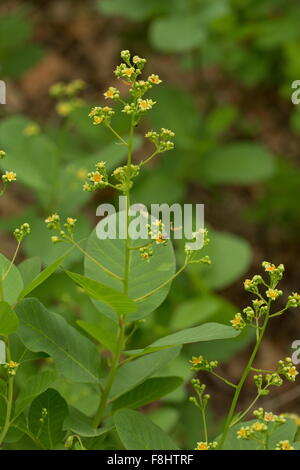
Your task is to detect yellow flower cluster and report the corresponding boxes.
[277,357,299,382]
[88,106,114,126]
[4,360,19,376]
[195,441,218,450]
[275,440,294,450]
[189,355,218,372]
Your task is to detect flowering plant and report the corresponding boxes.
[190,262,300,450]
[0,51,299,452]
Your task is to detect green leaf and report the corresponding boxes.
[0,116,59,196]
[66,270,137,316]
[77,317,117,353]
[112,376,183,412]
[132,172,185,206]
[201,143,275,184]
[149,407,179,433]
[0,11,31,49]
[18,257,41,287]
[206,105,238,137]
[171,294,222,330]
[182,296,254,363]
[64,407,113,437]
[150,14,206,52]
[149,86,200,146]
[3,43,44,79]
[16,298,102,383]
[268,419,297,449]
[0,301,19,336]
[110,347,181,400]
[28,389,68,449]
[18,253,68,300]
[198,230,251,289]
[0,254,23,304]
[114,409,179,450]
[15,370,57,418]
[84,214,176,322]
[99,0,168,21]
[149,323,239,349]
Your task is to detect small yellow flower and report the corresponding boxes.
[5,360,19,375]
[276,440,294,450]
[51,236,60,243]
[230,313,245,330]
[90,172,102,183]
[231,315,241,327]
[2,171,17,182]
[66,217,77,226]
[104,89,114,99]
[266,289,282,300]
[264,412,275,422]
[190,356,203,366]
[237,427,251,439]
[45,214,60,224]
[93,116,103,125]
[155,232,166,244]
[132,55,142,64]
[265,264,276,272]
[124,67,134,78]
[8,361,18,368]
[196,442,208,450]
[148,74,162,84]
[103,86,120,100]
[251,421,267,432]
[138,99,156,111]
[287,366,298,380]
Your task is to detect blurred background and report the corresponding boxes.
[1,0,300,448]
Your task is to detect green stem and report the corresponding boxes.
[93,316,125,428]
[210,371,237,389]
[140,150,160,167]
[0,181,7,197]
[105,124,128,146]
[0,338,14,447]
[134,263,187,302]
[69,239,124,281]
[123,113,135,295]
[2,241,21,281]
[250,367,275,374]
[230,393,260,428]
[93,100,136,429]
[269,307,288,318]
[219,305,270,449]
[200,405,208,443]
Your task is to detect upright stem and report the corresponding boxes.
[199,401,208,443]
[93,316,125,428]
[0,338,14,447]
[93,108,136,429]
[2,241,21,281]
[123,113,134,295]
[219,307,270,449]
